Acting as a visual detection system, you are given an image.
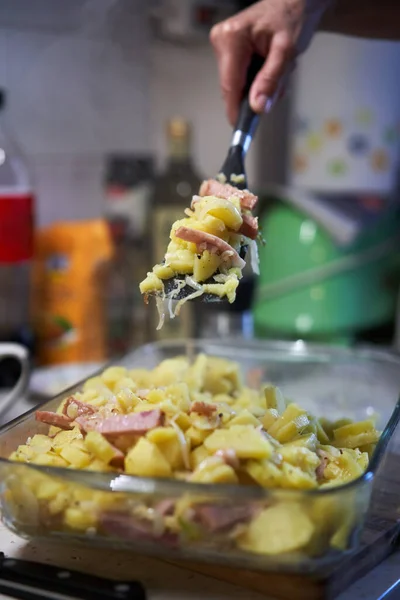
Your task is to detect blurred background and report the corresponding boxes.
[1,0,400,414]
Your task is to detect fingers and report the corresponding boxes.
[210,19,252,126]
[249,31,293,114]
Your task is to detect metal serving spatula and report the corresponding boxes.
[161,54,265,304]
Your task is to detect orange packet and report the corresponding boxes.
[32,219,113,365]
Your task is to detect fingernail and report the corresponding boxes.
[253,93,267,113]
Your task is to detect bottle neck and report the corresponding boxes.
[167,135,192,166]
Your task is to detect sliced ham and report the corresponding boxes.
[190,401,217,417]
[193,503,255,532]
[174,227,245,270]
[238,214,258,240]
[100,512,178,547]
[154,499,176,516]
[76,409,164,437]
[199,179,258,210]
[35,411,74,430]
[62,396,97,419]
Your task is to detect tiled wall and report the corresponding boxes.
[0,0,290,226]
[0,0,151,225]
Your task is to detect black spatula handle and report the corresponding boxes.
[232,54,265,147]
[0,553,146,600]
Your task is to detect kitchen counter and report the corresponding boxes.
[0,521,398,600]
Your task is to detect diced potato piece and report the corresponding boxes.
[153,358,189,387]
[203,357,242,395]
[204,426,273,460]
[193,251,221,282]
[139,271,164,293]
[185,426,210,448]
[165,248,195,274]
[239,503,314,555]
[36,479,66,501]
[101,366,128,389]
[83,376,111,394]
[28,434,53,453]
[78,389,99,404]
[213,393,235,406]
[48,490,71,515]
[330,511,356,550]
[198,197,243,231]
[84,431,118,465]
[146,389,166,404]
[147,427,184,470]
[323,448,367,484]
[52,427,83,452]
[260,409,279,430]
[64,507,97,531]
[263,385,286,414]
[71,439,89,452]
[165,383,191,412]
[129,368,152,388]
[358,443,377,458]
[59,446,91,469]
[174,412,191,431]
[33,453,69,468]
[268,404,310,443]
[190,445,210,470]
[228,409,260,428]
[14,445,36,461]
[87,459,113,472]
[189,456,238,484]
[113,377,137,394]
[281,463,317,489]
[279,446,320,476]
[246,460,282,488]
[153,263,175,280]
[184,353,207,392]
[283,433,318,452]
[333,420,380,449]
[116,388,140,412]
[125,438,172,478]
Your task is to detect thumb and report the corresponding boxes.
[249,32,293,113]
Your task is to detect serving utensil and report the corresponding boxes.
[159,54,265,304]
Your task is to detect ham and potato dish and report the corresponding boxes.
[139,179,260,323]
[6,354,380,557]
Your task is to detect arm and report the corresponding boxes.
[320,0,400,40]
[211,0,400,125]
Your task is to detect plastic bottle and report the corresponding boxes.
[0,89,35,385]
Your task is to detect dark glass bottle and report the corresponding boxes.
[150,118,202,340]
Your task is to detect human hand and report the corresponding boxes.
[210,0,332,125]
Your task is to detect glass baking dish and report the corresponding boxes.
[0,339,400,575]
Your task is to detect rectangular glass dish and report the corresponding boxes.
[0,339,400,575]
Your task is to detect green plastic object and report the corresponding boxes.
[253,199,400,343]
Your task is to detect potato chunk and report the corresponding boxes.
[125,438,172,478]
[205,426,273,460]
[239,503,314,555]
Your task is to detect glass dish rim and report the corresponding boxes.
[1,338,399,500]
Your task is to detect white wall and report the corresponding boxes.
[0,0,151,225]
[0,0,289,227]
